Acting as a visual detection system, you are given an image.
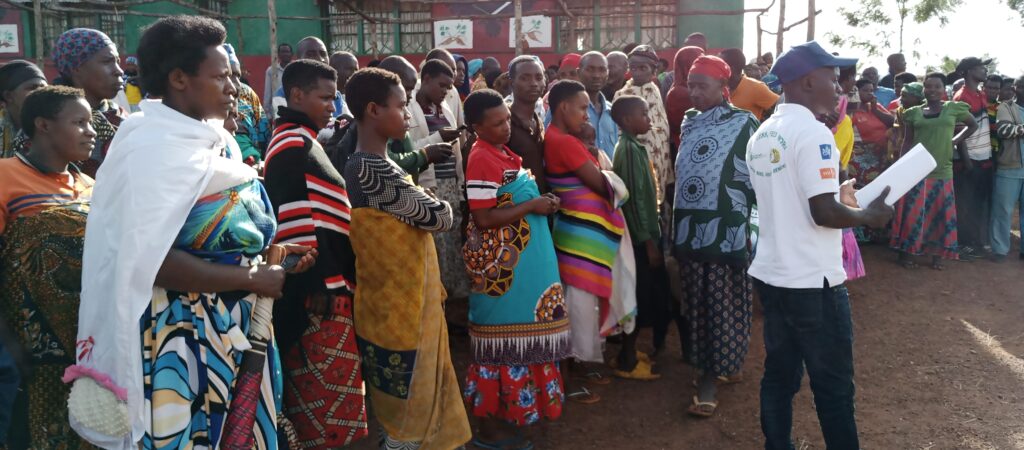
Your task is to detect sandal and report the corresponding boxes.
[613,360,661,381]
[471,436,534,450]
[573,370,611,385]
[717,373,743,385]
[690,373,743,388]
[930,261,946,271]
[566,386,601,404]
[687,395,718,418]
[899,259,919,269]
[608,351,655,369]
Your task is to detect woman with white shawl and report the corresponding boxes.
[63,16,313,449]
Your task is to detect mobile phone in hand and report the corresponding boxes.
[280,253,302,271]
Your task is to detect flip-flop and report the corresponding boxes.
[687,395,718,418]
[471,436,534,450]
[573,370,612,385]
[690,373,743,388]
[566,386,601,404]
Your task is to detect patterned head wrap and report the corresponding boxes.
[689,55,732,100]
[52,28,115,77]
[125,56,138,66]
[901,82,924,99]
[223,43,240,67]
[627,45,659,67]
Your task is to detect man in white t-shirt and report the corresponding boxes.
[746,41,893,450]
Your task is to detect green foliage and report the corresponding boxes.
[1008,0,1024,23]
[912,0,964,25]
[924,54,1000,76]
[831,0,961,57]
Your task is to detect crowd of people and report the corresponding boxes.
[0,13,1018,450]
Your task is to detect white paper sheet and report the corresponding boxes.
[854,143,937,206]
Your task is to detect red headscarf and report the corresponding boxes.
[689,55,732,101]
[559,53,582,71]
[665,46,705,148]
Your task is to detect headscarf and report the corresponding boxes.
[902,82,924,99]
[223,43,240,68]
[627,45,659,67]
[52,28,115,78]
[665,46,704,147]
[559,53,582,72]
[689,55,732,101]
[125,56,138,66]
[468,58,483,79]
[0,60,45,95]
[453,54,470,98]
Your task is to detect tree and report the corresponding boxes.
[924,54,1000,77]
[827,0,963,57]
[1007,0,1024,23]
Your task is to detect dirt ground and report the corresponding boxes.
[353,240,1024,450]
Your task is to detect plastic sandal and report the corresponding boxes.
[471,436,534,450]
[566,386,602,404]
[574,370,611,385]
[687,395,718,418]
[613,360,661,381]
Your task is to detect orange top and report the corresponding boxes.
[731,75,780,121]
[0,156,93,233]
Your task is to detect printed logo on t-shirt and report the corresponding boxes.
[819,167,836,180]
[502,169,519,185]
[819,144,832,160]
[748,130,789,178]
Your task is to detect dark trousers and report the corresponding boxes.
[632,243,672,349]
[953,160,994,248]
[0,341,18,446]
[756,279,859,450]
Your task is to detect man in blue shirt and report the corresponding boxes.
[861,66,896,106]
[546,51,618,158]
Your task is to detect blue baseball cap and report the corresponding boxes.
[769,41,857,84]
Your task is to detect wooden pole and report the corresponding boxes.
[806,0,815,41]
[33,0,43,67]
[775,0,785,57]
[268,0,278,104]
[514,0,523,56]
[756,14,762,58]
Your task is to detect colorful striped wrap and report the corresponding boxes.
[547,172,625,298]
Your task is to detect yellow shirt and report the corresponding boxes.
[834,116,854,170]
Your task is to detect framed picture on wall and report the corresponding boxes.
[0,22,19,54]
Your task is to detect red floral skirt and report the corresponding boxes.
[463,362,564,426]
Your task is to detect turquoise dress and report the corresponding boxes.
[140,179,282,450]
[463,170,569,365]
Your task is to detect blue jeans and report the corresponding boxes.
[989,174,1024,256]
[756,279,859,450]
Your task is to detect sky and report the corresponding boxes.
[742,0,1024,76]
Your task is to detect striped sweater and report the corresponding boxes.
[263,107,356,350]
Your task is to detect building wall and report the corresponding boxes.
[1,0,746,100]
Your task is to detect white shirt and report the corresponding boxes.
[746,103,846,289]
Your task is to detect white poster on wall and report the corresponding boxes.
[434,20,473,49]
[0,24,19,54]
[509,15,552,48]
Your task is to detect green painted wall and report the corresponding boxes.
[676,0,744,49]
[123,0,323,57]
[20,10,34,58]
